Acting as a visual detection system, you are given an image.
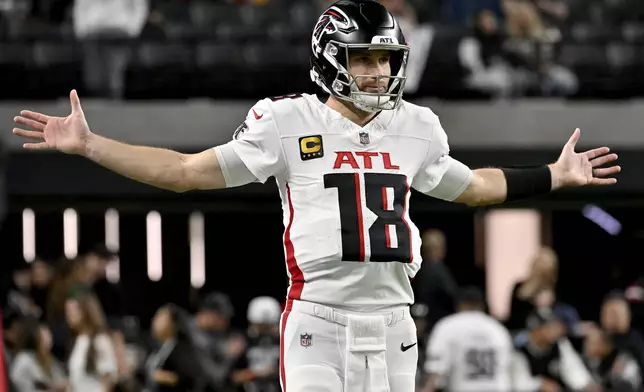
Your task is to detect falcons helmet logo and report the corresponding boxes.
[311,7,356,57]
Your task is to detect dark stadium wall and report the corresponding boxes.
[5,148,643,201]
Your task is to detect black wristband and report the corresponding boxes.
[501,166,552,202]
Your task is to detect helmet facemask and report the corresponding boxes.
[313,40,410,113]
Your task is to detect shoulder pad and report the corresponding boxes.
[400,100,440,125]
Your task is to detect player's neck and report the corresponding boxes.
[326,96,379,127]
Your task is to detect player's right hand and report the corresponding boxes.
[13,89,92,156]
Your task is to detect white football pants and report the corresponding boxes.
[279,300,418,392]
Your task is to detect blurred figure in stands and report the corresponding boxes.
[459,9,537,98]
[533,286,582,338]
[413,229,457,333]
[9,322,68,392]
[513,308,597,392]
[83,244,124,326]
[624,277,644,338]
[231,296,281,392]
[3,312,24,368]
[144,304,204,392]
[507,247,558,332]
[66,294,118,392]
[83,244,132,389]
[194,292,246,392]
[72,0,148,98]
[583,325,642,392]
[502,0,546,40]
[47,258,91,361]
[30,258,54,319]
[2,260,40,320]
[601,291,644,377]
[533,0,569,27]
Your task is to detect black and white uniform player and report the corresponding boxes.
[232,297,282,392]
[423,287,514,392]
[513,308,597,392]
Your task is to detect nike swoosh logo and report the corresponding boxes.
[252,109,263,120]
[400,342,417,352]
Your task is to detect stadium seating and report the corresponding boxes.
[0,0,643,100]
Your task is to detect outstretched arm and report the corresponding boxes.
[13,90,271,193]
[454,129,620,206]
[85,134,225,193]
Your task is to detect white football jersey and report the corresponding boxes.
[223,93,472,311]
[425,311,514,392]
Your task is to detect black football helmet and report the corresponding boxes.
[310,0,410,112]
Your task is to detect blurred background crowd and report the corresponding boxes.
[0,0,643,391]
[0,0,643,100]
[2,244,284,392]
[5,229,644,391]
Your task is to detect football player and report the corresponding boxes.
[12,1,620,391]
[422,287,514,392]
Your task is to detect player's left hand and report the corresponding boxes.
[550,128,620,189]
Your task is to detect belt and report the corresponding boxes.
[291,300,409,327]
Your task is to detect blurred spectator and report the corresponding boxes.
[30,259,55,319]
[82,244,133,389]
[584,325,642,392]
[3,261,41,321]
[83,244,124,326]
[194,292,246,392]
[66,294,118,392]
[231,296,281,392]
[459,9,536,98]
[3,312,25,366]
[532,0,570,30]
[413,229,457,332]
[9,322,68,392]
[625,277,644,338]
[72,0,149,98]
[533,286,581,338]
[513,308,596,392]
[601,291,644,377]
[144,304,204,392]
[502,0,547,40]
[46,258,90,361]
[507,246,558,332]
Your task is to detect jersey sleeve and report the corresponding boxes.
[224,99,286,183]
[412,118,473,201]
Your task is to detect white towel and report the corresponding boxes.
[345,314,389,392]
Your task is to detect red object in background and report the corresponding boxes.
[0,308,7,391]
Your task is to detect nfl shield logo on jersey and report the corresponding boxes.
[300,333,312,348]
[359,131,370,145]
